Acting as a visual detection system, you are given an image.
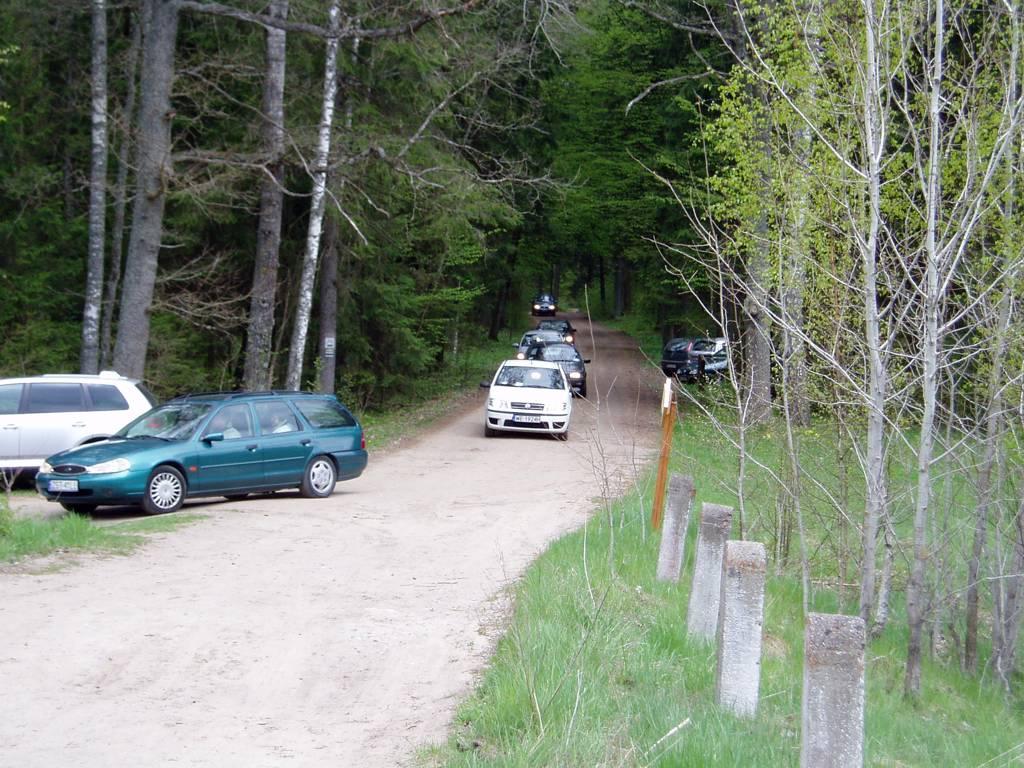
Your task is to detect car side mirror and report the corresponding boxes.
[479,381,491,389]
[203,432,225,443]
[512,343,519,349]
[583,359,591,364]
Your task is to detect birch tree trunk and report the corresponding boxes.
[904,0,945,698]
[243,0,289,391]
[111,0,180,379]
[81,0,108,375]
[100,12,141,370]
[285,0,339,391]
[858,0,889,627]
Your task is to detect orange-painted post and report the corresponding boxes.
[651,379,677,530]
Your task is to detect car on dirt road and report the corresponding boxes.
[0,371,157,474]
[513,328,566,358]
[531,292,558,316]
[480,360,572,440]
[535,318,577,344]
[524,341,590,397]
[34,391,367,515]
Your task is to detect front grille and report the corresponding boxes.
[510,402,544,410]
[54,464,87,475]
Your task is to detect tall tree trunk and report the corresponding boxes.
[905,0,945,699]
[285,0,340,390]
[613,255,625,317]
[243,0,290,391]
[965,287,1012,672]
[111,0,180,379]
[859,0,889,627]
[742,221,772,426]
[81,0,109,374]
[101,11,141,370]
[317,214,339,393]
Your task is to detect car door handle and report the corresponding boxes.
[2,424,16,430]
[300,439,312,446]
[71,421,87,427]
[246,444,258,452]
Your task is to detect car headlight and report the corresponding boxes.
[564,334,573,343]
[533,304,540,310]
[516,352,526,360]
[39,460,53,474]
[85,458,132,474]
[569,371,582,379]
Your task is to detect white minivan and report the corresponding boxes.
[0,371,156,471]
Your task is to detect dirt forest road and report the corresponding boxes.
[0,316,665,767]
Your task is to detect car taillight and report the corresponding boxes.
[361,433,366,450]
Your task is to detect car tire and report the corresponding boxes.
[60,502,97,515]
[484,424,496,437]
[300,455,336,498]
[142,465,185,515]
[579,384,587,398]
[557,430,569,441]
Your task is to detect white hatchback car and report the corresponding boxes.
[481,359,572,440]
[0,371,157,471]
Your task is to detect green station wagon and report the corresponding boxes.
[35,391,368,514]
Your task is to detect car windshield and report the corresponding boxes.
[495,366,565,390]
[666,339,691,352]
[692,339,718,353]
[520,330,562,347]
[537,320,569,332]
[536,293,555,302]
[538,346,580,362]
[120,403,214,440]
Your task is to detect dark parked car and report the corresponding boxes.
[535,318,577,344]
[660,337,696,377]
[531,293,558,316]
[514,328,566,358]
[524,342,590,397]
[677,337,730,382]
[35,391,367,515]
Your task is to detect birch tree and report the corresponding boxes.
[285,0,339,392]
[81,0,108,374]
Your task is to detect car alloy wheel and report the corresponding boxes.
[142,465,185,514]
[300,455,336,498]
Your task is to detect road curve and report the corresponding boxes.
[0,316,664,767]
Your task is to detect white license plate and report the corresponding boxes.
[664,364,676,370]
[48,479,79,492]
[513,414,542,424]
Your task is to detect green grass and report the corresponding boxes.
[0,495,203,563]
[422,412,1024,767]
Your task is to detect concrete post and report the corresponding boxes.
[801,613,866,768]
[656,474,695,582]
[686,503,734,639]
[715,540,766,718]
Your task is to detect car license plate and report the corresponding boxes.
[664,363,676,370]
[48,479,79,492]
[513,414,542,424]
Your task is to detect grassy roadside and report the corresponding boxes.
[422,412,1024,766]
[0,494,203,563]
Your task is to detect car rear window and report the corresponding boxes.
[87,384,129,411]
[0,383,22,415]
[24,383,86,413]
[294,399,356,428]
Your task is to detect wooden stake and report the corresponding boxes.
[651,380,676,530]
